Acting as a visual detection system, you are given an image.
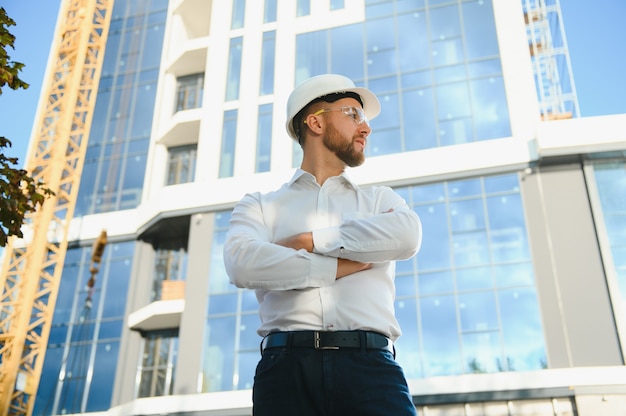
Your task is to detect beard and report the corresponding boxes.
[323,124,365,167]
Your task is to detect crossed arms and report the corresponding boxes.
[223,188,422,291]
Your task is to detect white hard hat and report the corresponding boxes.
[285,74,381,141]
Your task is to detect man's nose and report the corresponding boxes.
[359,122,371,137]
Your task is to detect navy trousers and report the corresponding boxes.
[252,346,417,415]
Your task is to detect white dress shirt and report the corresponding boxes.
[223,169,422,341]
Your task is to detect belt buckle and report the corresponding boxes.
[314,331,339,350]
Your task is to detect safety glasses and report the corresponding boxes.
[310,106,370,126]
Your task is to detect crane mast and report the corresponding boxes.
[0,0,113,414]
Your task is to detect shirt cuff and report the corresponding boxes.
[312,226,342,255]
[308,253,337,287]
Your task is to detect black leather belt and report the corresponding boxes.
[260,330,394,356]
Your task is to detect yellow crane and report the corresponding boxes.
[0,0,113,414]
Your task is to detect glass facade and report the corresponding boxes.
[294,0,510,158]
[34,241,134,415]
[201,173,546,392]
[394,174,545,378]
[202,211,258,392]
[76,0,167,216]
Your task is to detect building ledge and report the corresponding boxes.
[127,299,184,333]
[535,113,626,157]
[62,366,626,416]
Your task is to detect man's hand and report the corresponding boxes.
[336,258,371,279]
[275,232,314,252]
[276,232,370,280]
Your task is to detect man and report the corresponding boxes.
[224,74,422,415]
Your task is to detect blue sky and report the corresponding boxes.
[1,0,625,168]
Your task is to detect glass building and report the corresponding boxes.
[20,0,626,415]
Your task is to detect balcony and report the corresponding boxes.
[128,280,186,333]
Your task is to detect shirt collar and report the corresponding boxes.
[288,168,358,190]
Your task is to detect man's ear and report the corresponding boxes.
[304,113,324,135]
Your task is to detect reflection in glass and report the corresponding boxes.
[462,331,501,373]
[394,298,421,378]
[458,291,499,332]
[419,295,462,376]
[456,267,492,291]
[331,25,365,80]
[499,288,547,371]
[35,241,134,414]
[462,0,500,60]
[394,173,546,378]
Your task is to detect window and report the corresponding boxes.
[256,104,273,173]
[175,73,204,112]
[264,0,277,23]
[137,331,179,398]
[330,0,345,11]
[219,110,238,178]
[231,0,245,29]
[260,31,276,95]
[152,247,188,301]
[225,37,243,101]
[166,144,197,185]
[297,0,310,17]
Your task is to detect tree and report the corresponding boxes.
[0,7,52,246]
